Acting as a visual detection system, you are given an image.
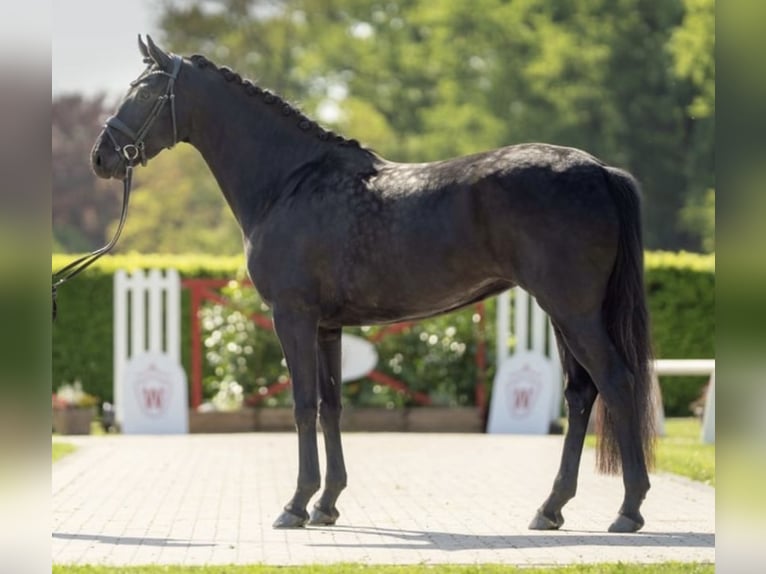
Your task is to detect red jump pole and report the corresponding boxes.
[189,282,203,409]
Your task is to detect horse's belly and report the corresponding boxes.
[326,276,512,327]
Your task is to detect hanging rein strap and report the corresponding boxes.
[51,167,133,320]
[51,55,182,320]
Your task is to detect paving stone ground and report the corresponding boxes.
[52,432,714,566]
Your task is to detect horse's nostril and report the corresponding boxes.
[95,154,102,167]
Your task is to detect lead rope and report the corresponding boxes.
[51,166,134,320]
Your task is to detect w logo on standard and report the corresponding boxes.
[133,362,173,417]
[487,352,556,434]
[506,364,542,418]
[486,289,562,434]
[122,352,188,434]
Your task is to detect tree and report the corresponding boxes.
[52,94,122,252]
[670,0,715,251]
[132,0,714,252]
[107,145,243,255]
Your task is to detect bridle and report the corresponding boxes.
[104,54,182,167]
[52,54,183,320]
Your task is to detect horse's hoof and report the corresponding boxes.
[308,506,339,526]
[272,509,309,528]
[608,513,644,533]
[528,509,564,530]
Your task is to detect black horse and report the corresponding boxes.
[92,36,656,533]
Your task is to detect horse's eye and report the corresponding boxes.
[136,87,151,101]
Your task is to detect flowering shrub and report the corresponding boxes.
[210,380,245,411]
[199,280,290,407]
[52,381,99,410]
[199,279,488,408]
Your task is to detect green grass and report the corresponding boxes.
[653,418,715,486]
[585,417,715,486]
[51,421,106,461]
[52,563,714,574]
[52,440,77,462]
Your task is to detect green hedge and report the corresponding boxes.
[52,254,245,409]
[644,251,715,415]
[52,251,714,416]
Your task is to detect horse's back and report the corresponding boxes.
[375,142,606,189]
[370,142,620,276]
[324,144,619,322]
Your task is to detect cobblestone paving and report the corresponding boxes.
[52,433,714,566]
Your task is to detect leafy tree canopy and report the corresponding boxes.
[53,0,714,254]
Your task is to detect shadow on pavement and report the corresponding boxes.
[306,525,715,551]
[52,532,215,548]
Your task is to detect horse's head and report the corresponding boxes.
[91,35,185,179]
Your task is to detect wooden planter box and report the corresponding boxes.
[52,407,94,435]
[405,406,483,432]
[189,409,256,433]
[341,407,408,432]
[188,408,295,433]
[188,406,484,433]
[255,407,295,431]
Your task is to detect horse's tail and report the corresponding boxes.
[596,166,656,474]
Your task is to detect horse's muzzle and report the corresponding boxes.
[91,137,126,180]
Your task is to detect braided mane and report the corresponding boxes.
[189,54,368,152]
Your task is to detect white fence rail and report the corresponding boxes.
[653,359,715,376]
[652,359,715,443]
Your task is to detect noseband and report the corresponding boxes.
[104,54,182,166]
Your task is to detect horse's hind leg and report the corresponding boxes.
[530,328,598,530]
[271,307,321,528]
[309,327,348,525]
[551,312,651,532]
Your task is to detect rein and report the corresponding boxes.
[51,168,133,320]
[51,54,182,321]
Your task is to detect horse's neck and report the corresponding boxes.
[187,83,325,231]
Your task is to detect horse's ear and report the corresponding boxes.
[137,34,149,59]
[146,34,173,71]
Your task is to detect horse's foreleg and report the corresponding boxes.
[272,308,321,528]
[310,327,347,525]
[530,338,597,530]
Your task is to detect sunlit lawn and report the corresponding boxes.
[52,421,107,463]
[52,562,714,574]
[653,418,715,486]
[52,440,77,462]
